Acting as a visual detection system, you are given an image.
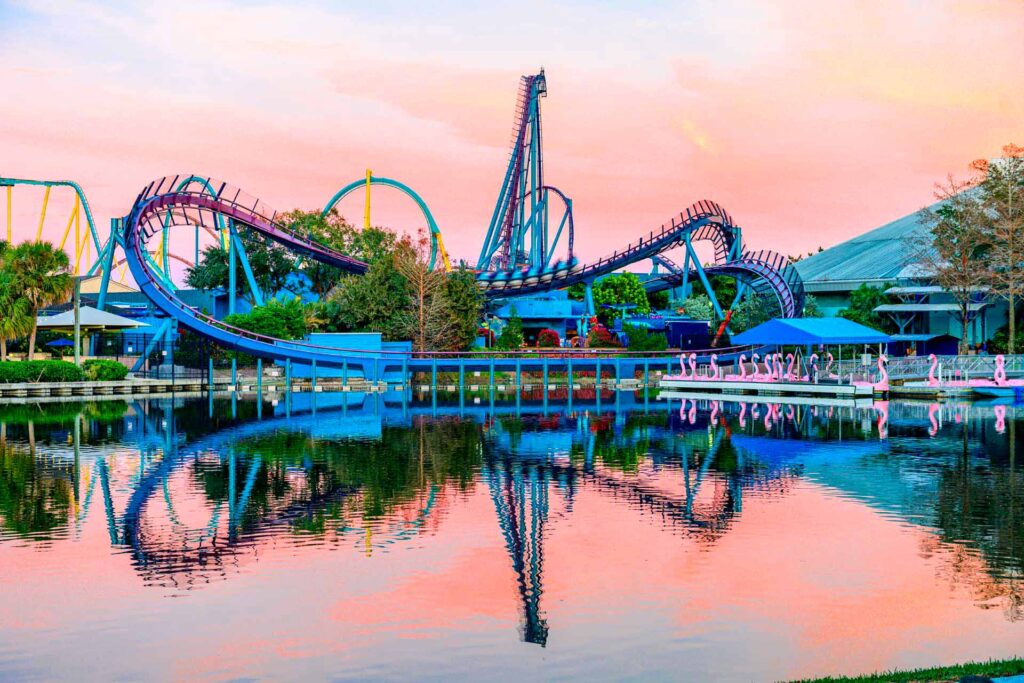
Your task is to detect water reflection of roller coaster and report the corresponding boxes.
[10,397,1022,642]
[43,396,811,646]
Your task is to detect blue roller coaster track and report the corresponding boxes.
[112,69,803,364]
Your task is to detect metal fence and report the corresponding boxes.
[832,354,1024,384]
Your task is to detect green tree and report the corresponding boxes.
[729,292,777,332]
[974,145,1024,352]
[0,242,33,362]
[646,289,670,311]
[327,258,412,341]
[186,231,296,305]
[679,294,714,322]
[802,294,823,318]
[623,323,667,351]
[592,273,650,324]
[496,307,524,350]
[838,283,896,333]
[5,241,73,357]
[394,233,448,352]
[918,175,989,351]
[440,267,485,351]
[275,209,397,299]
[688,274,738,314]
[223,298,307,340]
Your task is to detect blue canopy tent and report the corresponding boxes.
[731,318,891,372]
[732,318,890,346]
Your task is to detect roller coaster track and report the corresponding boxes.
[477,199,742,295]
[646,248,805,319]
[123,176,396,366]
[126,175,802,364]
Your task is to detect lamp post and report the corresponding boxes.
[73,276,83,367]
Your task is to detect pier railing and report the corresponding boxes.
[833,354,1024,383]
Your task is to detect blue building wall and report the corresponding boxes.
[492,291,588,342]
[287,333,411,382]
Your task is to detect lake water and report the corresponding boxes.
[1,393,1022,681]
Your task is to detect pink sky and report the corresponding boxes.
[2,0,1022,267]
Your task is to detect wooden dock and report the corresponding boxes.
[0,377,247,400]
[658,377,875,401]
[658,389,874,409]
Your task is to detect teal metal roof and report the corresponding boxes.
[732,318,890,345]
[794,202,938,288]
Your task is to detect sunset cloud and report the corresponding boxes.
[1,0,1021,266]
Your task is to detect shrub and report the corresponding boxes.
[623,323,668,351]
[0,360,85,383]
[83,359,128,381]
[495,308,524,350]
[537,328,560,348]
[586,325,620,348]
[223,298,307,340]
[988,324,1024,354]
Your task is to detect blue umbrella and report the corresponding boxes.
[46,339,75,347]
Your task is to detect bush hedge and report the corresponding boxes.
[83,359,129,381]
[623,323,668,352]
[586,325,621,349]
[0,360,85,383]
[537,328,561,348]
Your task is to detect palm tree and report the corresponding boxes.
[0,242,33,361]
[5,242,73,359]
[0,270,33,362]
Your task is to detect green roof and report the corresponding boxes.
[794,202,937,289]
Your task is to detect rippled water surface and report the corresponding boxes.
[1,393,1023,681]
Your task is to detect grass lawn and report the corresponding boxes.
[787,657,1024,683]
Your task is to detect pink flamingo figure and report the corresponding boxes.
[928,403,940,437]
[751,353,761,380]
[676,353,690,380]
[678,401,687,421]
[751,404,761,420]
[764,406,773,430]
[689,353,698,380]
[738,354,748,381]
[710,400,720,426]
[739,402,748,428]
[688,399,697,424]
[875,401,889,440]
[776,353,785,380]
[825,352,838,379]
[785,405,795,422]
[710,354,720,380]
[927,354,939,387]
[785,353,796,381]
[994,354,1008,386]
[802,354,818,382]
[995,405,1007,434]
[874,354,889,392]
